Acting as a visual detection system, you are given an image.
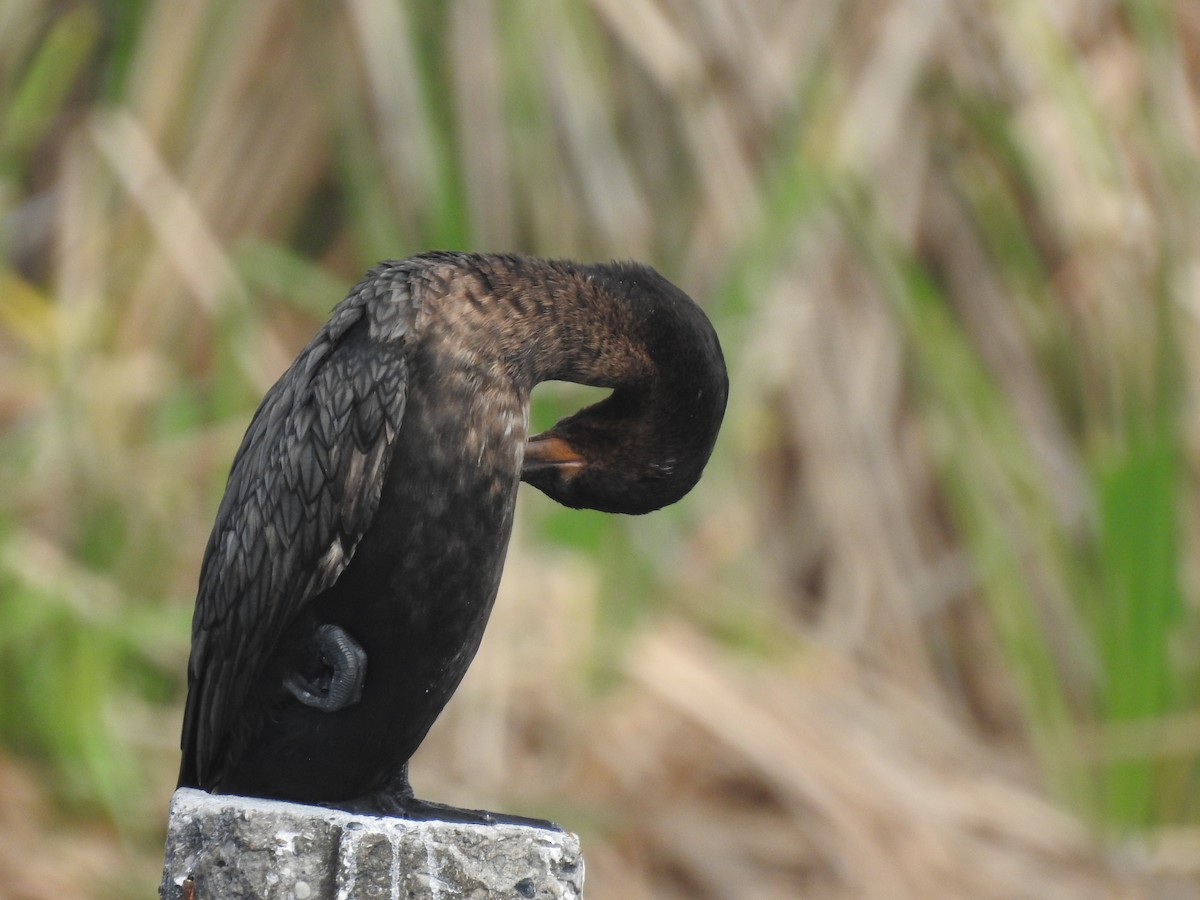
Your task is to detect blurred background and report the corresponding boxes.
[1,0,1199,897]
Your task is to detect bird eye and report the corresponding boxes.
[647,459,676,476]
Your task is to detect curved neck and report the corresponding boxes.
[440,254,654,389]
[410,253,727,514]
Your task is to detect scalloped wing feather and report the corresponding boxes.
[180,277,412,789]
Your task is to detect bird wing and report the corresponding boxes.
[179,292,410,789]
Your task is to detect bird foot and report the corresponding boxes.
[284,623,367,712]
[331,774,561,830]
[380,796,563,831]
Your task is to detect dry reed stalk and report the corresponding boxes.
[582,626,1161,899]
[2,0,1200,897]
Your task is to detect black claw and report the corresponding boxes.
[285,623,367,712]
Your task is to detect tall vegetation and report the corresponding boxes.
[1,1,1198,896]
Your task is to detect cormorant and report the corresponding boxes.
[178,252,728,823]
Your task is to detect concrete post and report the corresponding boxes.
[161,788,584,899]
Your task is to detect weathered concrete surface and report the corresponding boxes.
[161,788,584,899]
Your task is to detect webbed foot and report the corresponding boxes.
[285,623,367,712]
[332,766,562,831]
[378,795,562,831]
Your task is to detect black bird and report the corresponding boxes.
[178,252,728,822]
